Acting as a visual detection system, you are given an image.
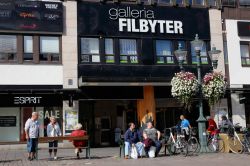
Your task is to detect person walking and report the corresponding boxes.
[47,116,62,160]
[143,121,162,157]
[24,112,40,161]
[124,122,144,159]
[70,123,87,159]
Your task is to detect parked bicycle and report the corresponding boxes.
[186,127,200,155]
[165,127,188,156]
[207,129,225,153]
[228,123,244,154]
[242,128,250,153]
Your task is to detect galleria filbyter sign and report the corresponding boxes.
[109,7,183,34]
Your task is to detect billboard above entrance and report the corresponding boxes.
[78,2,210,39]
[0,0,63,33]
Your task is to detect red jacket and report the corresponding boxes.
[207,119,218,134]
[70,130,87,147]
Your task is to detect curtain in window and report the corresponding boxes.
[0,35,17,53]
[156,40,172,56]
[40,37,59,53]
[120,39,137,55]
[24,36,33,53]
[81,38,99,54]
[105,39,114,55]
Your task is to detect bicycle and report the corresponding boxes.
[164,127,188,156]
[207,129,225,153]
[228,124,244,154]
[186,127,200,155]
[242,128,250,153]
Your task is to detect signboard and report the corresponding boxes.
[78,2,210,39]
[0,116,16,127]
[0,0,63,33]
[238,21,250,37]
[0,94,62,107]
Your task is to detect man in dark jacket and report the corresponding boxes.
[124,122,144,159]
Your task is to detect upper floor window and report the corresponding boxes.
[240,42,250,66]
[191,42,208,64]
[239,0,250,6]
[158,0,172,4]
[156,40,174,64]
[23,36,33,61]
[81,38,100,63]
[176,0,184,5]
[119,39,138,64]
[221,0,236,7]
[194,0,205,5]
[105,38,115,64]
[208,0,217,6]
[0,35,17,62]
[40,36,60,62]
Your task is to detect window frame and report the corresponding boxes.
[0,35,17,63]
[23,35,34,62]
[104,38,115,64]
[80,37,101,64]
[240,41,250,67]
[119,38,139,64]
[39,36,61,64]
[155,39,175,65]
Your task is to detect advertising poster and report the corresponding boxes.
[65,108,78,134]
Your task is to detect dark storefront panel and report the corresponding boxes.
[0,0,63,33]
[79,86,143,100]
[0,94,62,107]
[238,21,250,37]
[78,1,210,39]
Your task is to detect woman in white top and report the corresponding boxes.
[47,116,62,160]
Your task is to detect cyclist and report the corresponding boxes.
[206,116,218,139]
[180,115,191,140]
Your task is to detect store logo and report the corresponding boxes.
[20,23,37,29]
[45,4,58,10]
[44,13,60,20]
[108,7,183,34]
[0,11,11,18]
[14,97,42,105]
[19,12,35,18]
[17,3,40,8]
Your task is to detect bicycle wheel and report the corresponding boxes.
[187,137,200,155]
[207,137,225,153]
[175,139,188,157]
[228,136,244,154]
[169,142,176,155]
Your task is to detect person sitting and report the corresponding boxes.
[143,121,162,157]
[70,123,87,159]
[206,116,218,137]
[180,115,192,140]
[124,122,144,159]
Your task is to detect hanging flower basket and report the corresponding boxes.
[171,72,199,107]
[202,72,227,106]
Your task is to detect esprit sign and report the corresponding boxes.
[14,96,42,105]
[108,7,183,34]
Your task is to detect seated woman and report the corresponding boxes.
[70,123,87,159]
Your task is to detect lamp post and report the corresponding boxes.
[174,34,221,153]
[174,43,188,72]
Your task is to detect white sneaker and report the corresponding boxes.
[54,156,57,160]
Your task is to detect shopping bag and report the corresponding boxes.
[148,146,156,158]
[130,146,138,159]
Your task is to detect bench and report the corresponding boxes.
[37,135,90,160]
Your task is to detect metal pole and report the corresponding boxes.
[196,49,208,153]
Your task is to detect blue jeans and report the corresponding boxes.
[125,142,144,156]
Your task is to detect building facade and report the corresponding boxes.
[0,0,225,146]
[222,0,250,128]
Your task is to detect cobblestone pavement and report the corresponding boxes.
[0,147,250,166]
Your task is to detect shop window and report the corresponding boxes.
[23,36,33,61]
[40,36,60,62]
[119,39,138,64]
[158,0,172,4]
[239,0,250,6]
[240,42,250,66]
[0,35,17,62]
[105,38,115,63]
[81,38,100,63]
[156,40,174,64]
[191,42,208,64]
[194,0,205,5]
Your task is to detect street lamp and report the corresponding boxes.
[174,43,188,72]
[208,46,221,70]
